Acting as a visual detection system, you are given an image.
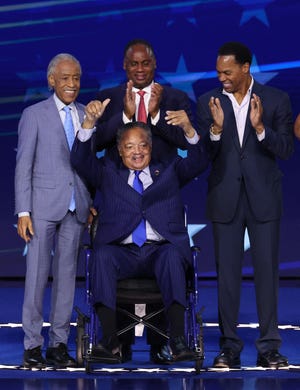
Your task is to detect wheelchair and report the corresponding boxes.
[75,214,205,374]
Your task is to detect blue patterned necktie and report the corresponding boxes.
[63,106,75,150]
[132,170,146,247]
[63,106,76,211]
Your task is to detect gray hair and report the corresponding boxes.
[47,53,81,89]
[116,121,152,148]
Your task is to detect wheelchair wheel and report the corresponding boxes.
[76,320,85,366]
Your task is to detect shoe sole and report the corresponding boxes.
[23,362,47,369]
[213,360,241,369]
[213,363,241,369]
[46,359,77,368]
[257,362,289,369]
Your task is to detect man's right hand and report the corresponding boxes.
[82,98,110,129]
[17,215,34,243]
[208,97,224,133]
[123,80,136,120]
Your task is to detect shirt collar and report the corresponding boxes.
[132,82,153,94]
[130,166,150,175]
[53,93,76,111]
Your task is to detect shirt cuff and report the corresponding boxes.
[123,112,132,124]
[77,127,95,142]
[185,132,200,144]
[18,212,30,217]
[256,129,265,141]
[150,110,160,125]
[210,129,222,141]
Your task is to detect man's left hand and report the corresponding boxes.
[165,110,196,138]
[148,82,163,118]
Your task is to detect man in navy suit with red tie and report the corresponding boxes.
[71,121,208,363]
[93,38,194,161]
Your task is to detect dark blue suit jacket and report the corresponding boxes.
[71,137,208,262]
[94,83,194,162]
[197,81,294,223]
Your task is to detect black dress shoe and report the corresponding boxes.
[90,343,122,364]
[169,335,197,362]
[23,346,46,369]
[257,350,288,368]
[121,344,132,362]
[46,343,77,368]
[213,348,241,368]
[150,344,173,364]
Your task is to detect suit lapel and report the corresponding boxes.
[149,162,164,184]
[43,97,69,150]
[241,81,263,149]
[118,163,130,183]
[219,94,241,151]
[74,101,85,123]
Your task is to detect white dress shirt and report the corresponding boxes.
[210,77,265,143]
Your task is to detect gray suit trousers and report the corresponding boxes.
[22,211,84,350]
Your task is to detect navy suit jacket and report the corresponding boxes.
[94,83,194,161]
[71,137,208,262]
[197,81,294,223]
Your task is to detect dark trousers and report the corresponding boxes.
[213,184,281,354]
[90,242,189,342]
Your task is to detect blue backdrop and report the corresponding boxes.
[1,0,300,278]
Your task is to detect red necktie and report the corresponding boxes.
[137,90,147,123]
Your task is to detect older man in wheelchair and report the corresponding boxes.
[71,117,207,365]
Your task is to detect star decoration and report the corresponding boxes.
[16,71,51,102]
[188,224,206,247]
[88,60,125,91]
[160,55,205,101]
[167,3,198,27]
[250,55,278,84]
[236,0,274,27]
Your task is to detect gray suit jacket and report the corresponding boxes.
[15,95,91,223]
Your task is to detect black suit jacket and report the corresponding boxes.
[197,80,294,223]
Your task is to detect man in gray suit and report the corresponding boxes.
[14,53,108,368]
